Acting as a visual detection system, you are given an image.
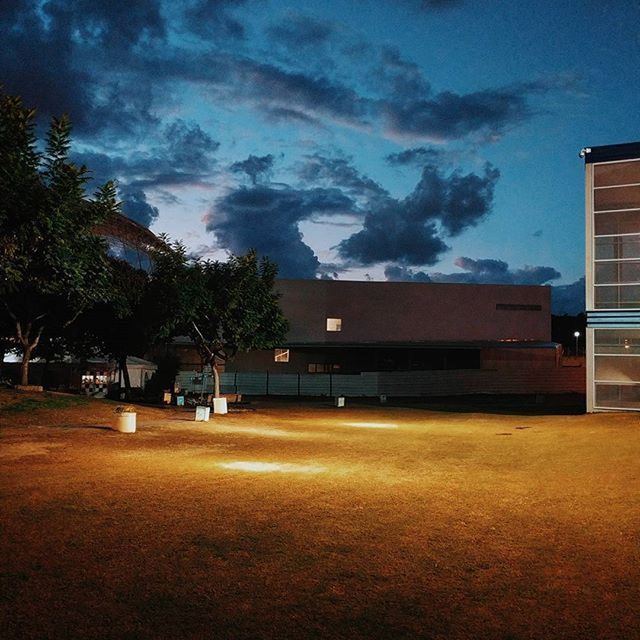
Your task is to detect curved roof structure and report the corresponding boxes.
[93,213,165,271]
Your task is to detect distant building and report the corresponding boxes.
[582,142,640,411]
[175,279,584,398]
[93,213,164,271]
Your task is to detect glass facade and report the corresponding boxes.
[589,155,640,410]
[592,160,640,310]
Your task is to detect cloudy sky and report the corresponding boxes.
[3,0,639,313]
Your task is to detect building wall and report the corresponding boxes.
[275,279,551,344]
[585,147,640,411]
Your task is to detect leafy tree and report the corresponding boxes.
[188,251,288,398]
[0,92,116,385]
[158,246,288,398]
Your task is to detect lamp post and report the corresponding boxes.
[574,331,580,356]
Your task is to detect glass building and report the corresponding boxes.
[584,142,640,411]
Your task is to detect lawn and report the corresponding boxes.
[1,391,639,639]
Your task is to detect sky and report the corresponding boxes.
[3,0,640,314]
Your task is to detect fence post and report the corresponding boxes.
[234,371,238,395]
[329,372,332,397]
[297,373,301,397]
[266,370,269,396]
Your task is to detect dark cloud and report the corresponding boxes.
[382,87,532,142]
[337,163,498,266]
[268,14,334,49]
[374,47,431,99]
[225,56,371,127]
[119,188,160,228]
[74,118,219,189]
[72,118,219,227]
[384,265,431,282]
[262,107,323,127]
[164,119,220,172]
[230,154,275,185]
[551,278,585,315]
[181,0,249,40]
[0,0,163,137]
[428,257,561,285]
[205,185,355,278]
[386,146,446,167]
[297,154,388,202]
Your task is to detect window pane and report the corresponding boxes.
[595,329,640,355]
[595,236,640,260]
[595,383,640,409]
[595,355,640,382]
[595,260,640,285]
[594,161,640,187]
[326,318,342,331]
[594,186,640,211]
[595,210,640,235]
[594,285,640,308]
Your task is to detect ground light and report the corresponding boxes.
[342,421,398,429]
[218,461,326,473]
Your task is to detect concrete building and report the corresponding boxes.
[583,142,640,411]
[176,279,584,398]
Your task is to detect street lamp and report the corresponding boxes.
[574,331,581,356]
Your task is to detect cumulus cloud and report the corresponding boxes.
[384,265,431,282]
[0,0,164,136]
[205,185,356,278]
[297,154,388,202]
[119,188,160,228]
[337,163,499,266]
[428,257,561,285]
[72,118,220,226]
[230,154,275,184]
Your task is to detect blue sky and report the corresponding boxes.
[3,0,639,313]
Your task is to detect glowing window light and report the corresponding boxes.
[218,461,326,474]
[343,422,398,429]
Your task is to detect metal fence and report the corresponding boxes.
[176,367,585,398]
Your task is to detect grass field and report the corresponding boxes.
[1,391,639,639]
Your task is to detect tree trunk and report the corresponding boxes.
[20,345,34,386]
[211,359,221,398]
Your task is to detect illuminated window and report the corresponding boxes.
[274,348,290,363]
[326,317,342,331]
[308,363,340,373]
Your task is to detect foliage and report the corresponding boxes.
[0,91,117,385]
[156,245,288,397]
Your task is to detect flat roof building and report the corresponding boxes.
[172,279,584,399]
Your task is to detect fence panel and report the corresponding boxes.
[267,374,300,395]
[299,374,331,396]
[234,372,268,395]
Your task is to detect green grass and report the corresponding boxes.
[4,394,90,413]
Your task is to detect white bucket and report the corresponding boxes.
[113,413,136,433]
[195,406,211,421]
[213,398,228,414]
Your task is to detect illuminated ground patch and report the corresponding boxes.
[218,461,326,474]
[342,421,398,429]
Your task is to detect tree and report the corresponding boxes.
[162,247,288,398]
[190,251,288,398]
[0,92,116,385]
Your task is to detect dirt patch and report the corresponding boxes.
[1,390,640,639]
